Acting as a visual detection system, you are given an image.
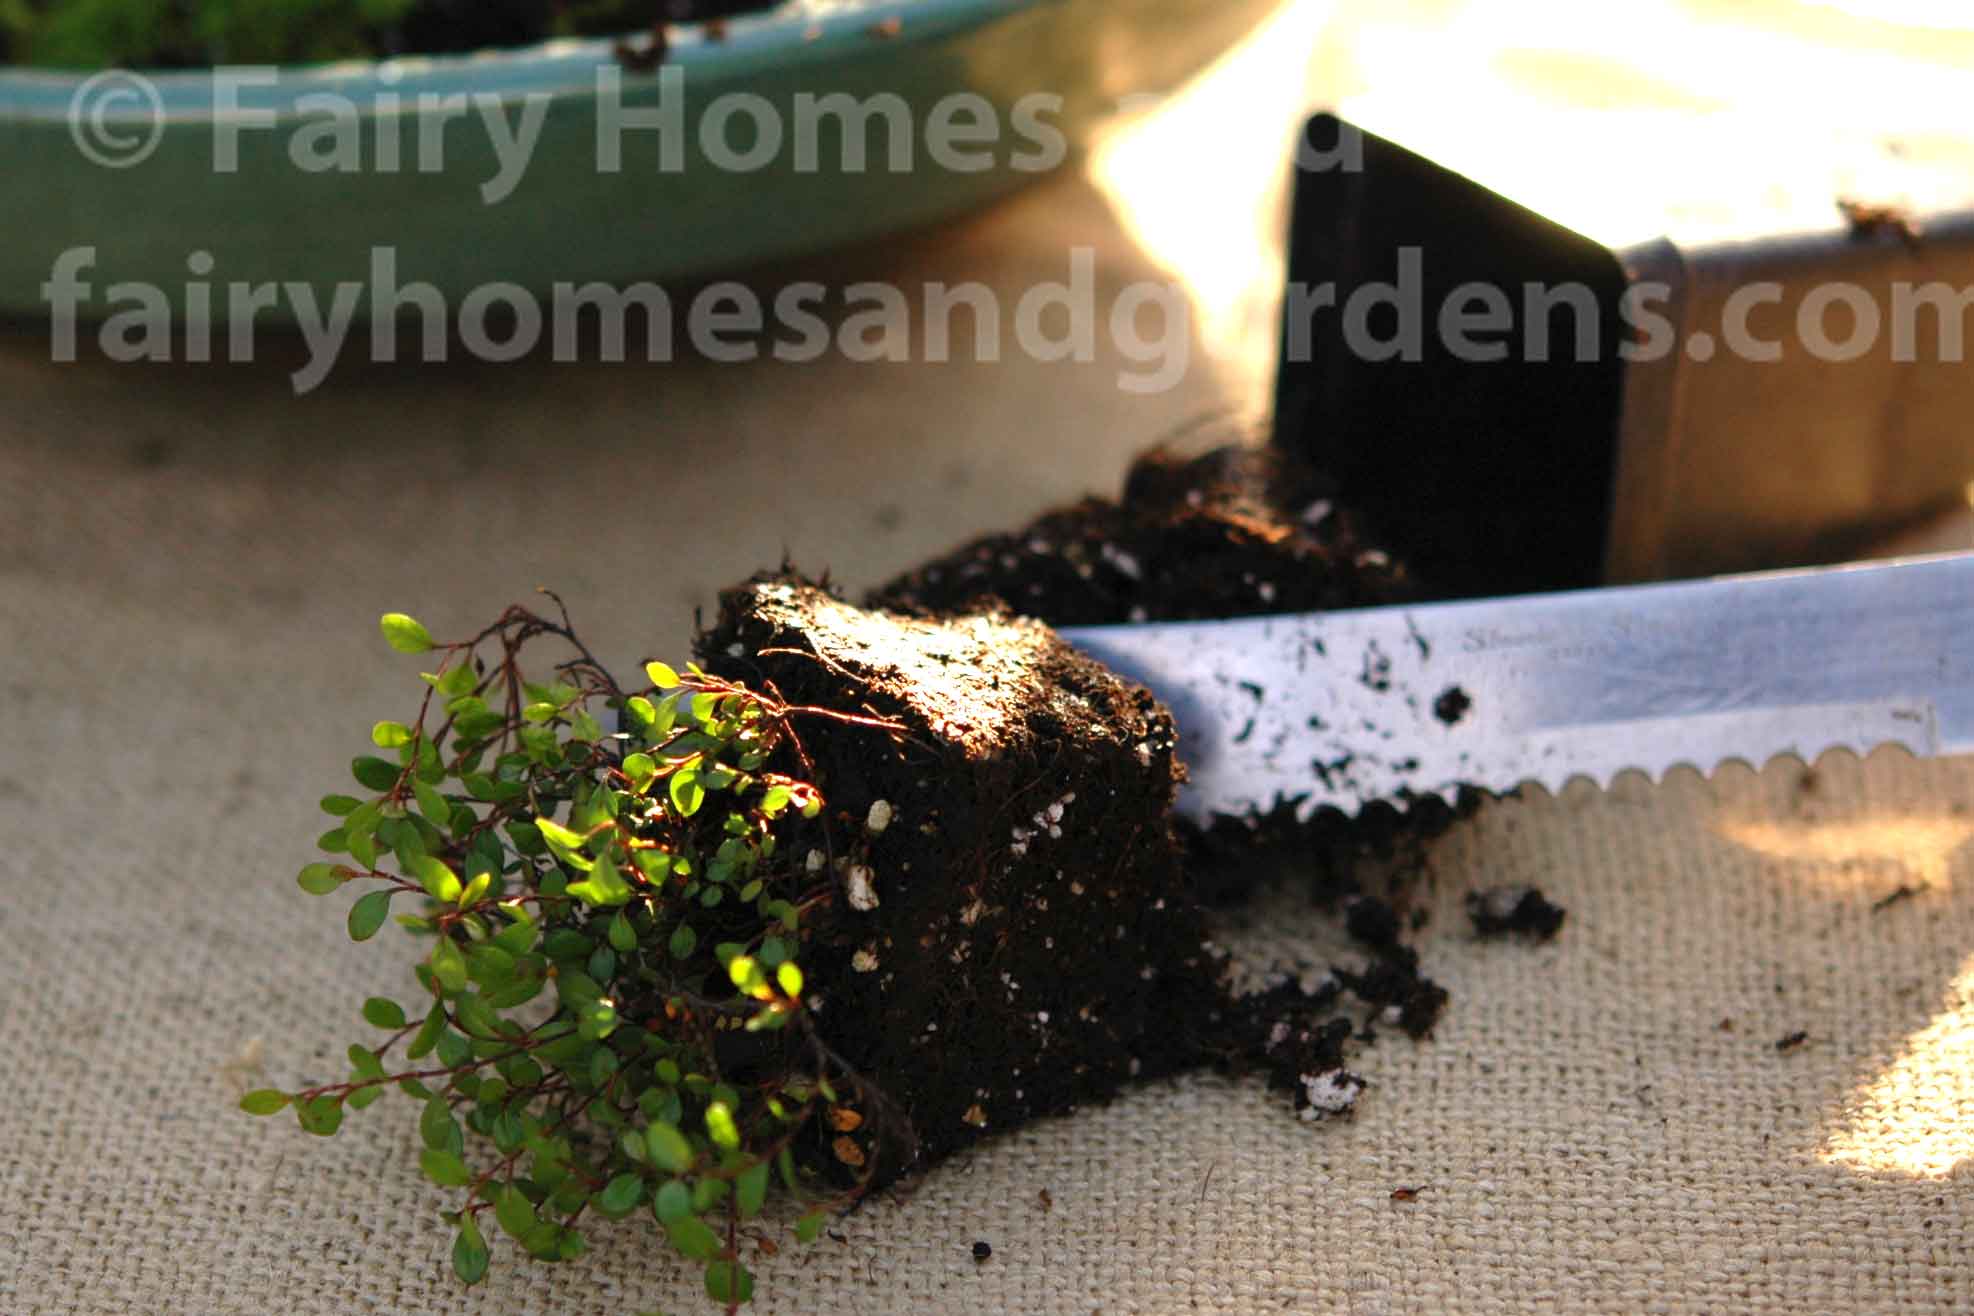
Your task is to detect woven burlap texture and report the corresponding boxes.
[6,553,1973,1315]
[5,309,1973,1314]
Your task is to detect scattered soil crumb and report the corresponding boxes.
[1871,882,1929,913]
[1432,686,1472,726]
[1775,1030,1810,1053]
[1389,1185,1428,1202]
[613,23,669,71]
[1467,885,1566,940]
[1837,197,1922,248]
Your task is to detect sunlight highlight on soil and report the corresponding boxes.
[1821,950,1974,1178]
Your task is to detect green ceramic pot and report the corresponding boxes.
[0,0,1280,320]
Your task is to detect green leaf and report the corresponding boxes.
[704,1260,754,1305]
[651,692,681,737]
[351,755,400,792]
[412,777,450,828]
[494,1186,538,1240]
[319,794,361,816]
[704,1101,740,1152]
[435,1028,471,1068]
[566,856,631,908]
[668,923,697,960]
[521,1220,562,1260]
[437,663,477,698]
[347,890,392,942]
[406,1003,447,1060]
[420,1095,459,1151]
[457,870,492,910]
[665,1214,722,1261]
[578,999,618,1041]
[296,862,343,896]
[622,752,658,790]
[465,942,516,988]
[653,1179,692,1224]
[535,817,587,851]
[727,956,771,1001]
[420,1146,472,1188]
[409,854,462,903]
[431,938,469,994]
[296,1094,344,1136]
[608,912,637,954]
[776,962,804,998]
[371,720,414,749]
[735,1161,770,1219]
[455,991,503,1040]
[452,1217,490,1286]
[645,1121,694,1173]
[380,612,434,653]
[645,660,680,688]
[361,997,407,1029]
[597,1173,644,1216]
[238,1089,291,1116]
[669,767,705,819]
[691,1177,729,1213]
[795,1209,827,1243]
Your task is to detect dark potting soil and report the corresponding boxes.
[699,575,1448,1183]
[396,0,776,58]
[871,443,1481,913]
[0,0,779,68]
[1466,885,1567,941]
[870,444,1419,625]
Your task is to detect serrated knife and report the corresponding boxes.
[1060,553,1974,820]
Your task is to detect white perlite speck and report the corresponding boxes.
[845,865,879,911]
[1010,790,1077,858]
[1297,1070,1364,1121]
[865,799,893,834]
[1100,542,1143,580]
[852,948,879,973]
[805,849,826,874]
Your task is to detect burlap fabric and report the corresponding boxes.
[6,12,1973,1301]
[7,364,1972,1313]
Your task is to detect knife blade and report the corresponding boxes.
[1060,553,1974,820]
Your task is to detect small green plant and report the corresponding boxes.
[0,0,676,68]
[242,596,891,1311]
